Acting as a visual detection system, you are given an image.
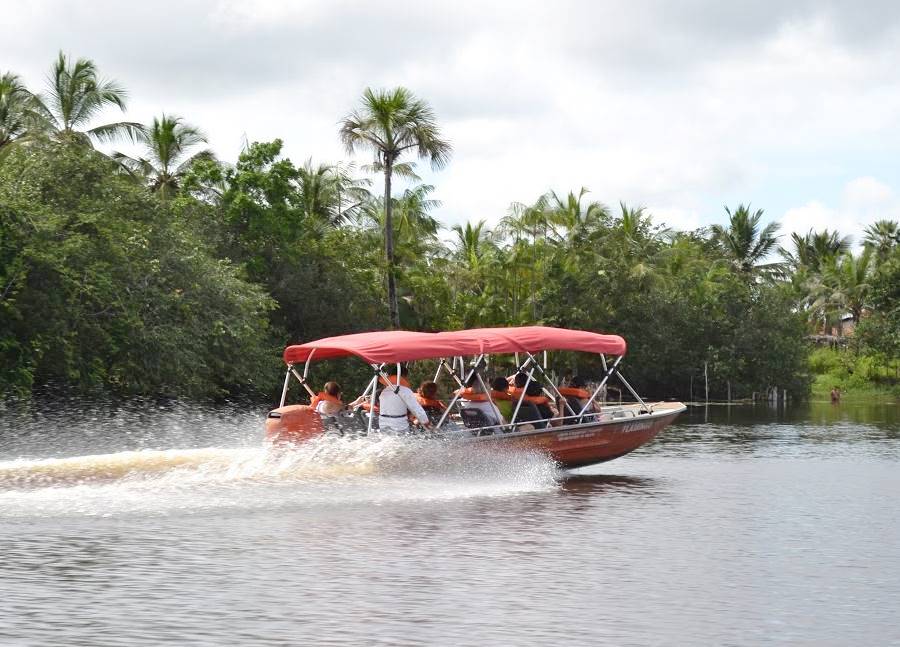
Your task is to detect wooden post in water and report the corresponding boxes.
[704,362,709,404]
[727,380,731,403]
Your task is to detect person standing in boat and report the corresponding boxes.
[378,365,432,432]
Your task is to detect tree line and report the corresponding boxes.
[1,53,898,401]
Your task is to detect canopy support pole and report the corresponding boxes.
[302,349,316,381]
[279,367,292,407]
[617,371,649,413]
[366,366,382,435]
[577,356,623,420]
[600,354,608,405]
[509,366,536,425]
[434,354,485,430]
[474,370,501,431]
[444,359,465,388]
[289,366,317,400]
[525,352,577,418]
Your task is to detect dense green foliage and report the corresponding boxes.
[0,143,275,397]
[2,54,897,402]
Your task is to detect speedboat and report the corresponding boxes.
[265,326,685,469]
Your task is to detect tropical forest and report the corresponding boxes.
[2,54,899,403]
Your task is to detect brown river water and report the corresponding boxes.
[1,399,899,646]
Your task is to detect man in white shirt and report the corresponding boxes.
[378,366,431,433]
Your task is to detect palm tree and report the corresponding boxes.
[32,52,143,146]
[546,187,609,245]
[711,204,782,277]
[807,249,875,336]
[113,114,213,199]
[451,220,492,273]
[295,159,355,226]
[613,202,666,284]
[862,219,899,261]
[339,87,451,328]
[496,202,532,321]
[0,72,42,156]
[781,228,853,277]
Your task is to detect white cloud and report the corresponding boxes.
[782,177,900,245]
[3,1,900,237]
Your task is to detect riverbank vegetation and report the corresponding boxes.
[1,54,898,402]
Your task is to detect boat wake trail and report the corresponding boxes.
[0,436,560,518]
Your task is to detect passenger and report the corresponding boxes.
[490,376,515,422]
[378,365,431,433]
[508,372,546,428]
[458,376,504,428]
[557,375,600,418]
[416,381,446,424]
[526,380,560,424]
[310,381,366,417]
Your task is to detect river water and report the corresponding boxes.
[1,399,898,646]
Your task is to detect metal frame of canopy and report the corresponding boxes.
[277,326,649,434]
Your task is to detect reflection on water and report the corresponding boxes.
[560,473,660,496]
[1,397,899,645]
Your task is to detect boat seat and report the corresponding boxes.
[460,407,494,432]
[513,401,547,429]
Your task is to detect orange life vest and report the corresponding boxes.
[416,393,446,410]
[309,391,342,410]
[557,387,591,399]
[509,387,550,405]
[456,387,489,402]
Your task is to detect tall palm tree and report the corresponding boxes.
[32,52,143,146]
[113,114,213,199]
[711,204,782,277]
[339,87,451,328]
[862,219,899,261]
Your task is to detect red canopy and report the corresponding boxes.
[282,326,626,365]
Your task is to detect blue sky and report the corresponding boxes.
[3,0,900,242]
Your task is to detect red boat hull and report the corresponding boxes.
[475,403,685,468]
[266,402,685,468]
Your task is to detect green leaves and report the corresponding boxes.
[0,142,275,398]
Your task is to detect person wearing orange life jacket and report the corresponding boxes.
[557,375,601,417]
[378,365,431,432]
[509,371,559,426]
[310,382,366,417]
[416,381,446,424]
[490,376,516,422]
[458,375,504,427]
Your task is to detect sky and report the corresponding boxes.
[3,0,900,242]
